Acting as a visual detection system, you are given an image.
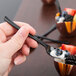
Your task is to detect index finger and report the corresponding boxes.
[0,21,36,36]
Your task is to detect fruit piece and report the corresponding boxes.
[72,14,76,31]
[65,22,71,33]
[73,14,76,22]
[56,12,60,17]
[61,44,76,55]
[62,11,67,17]
[64,8,76,16]
[72,22,76,32]
[64,14,73,21]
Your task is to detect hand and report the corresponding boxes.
[0,22,38,76]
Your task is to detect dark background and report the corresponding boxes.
[0,0,76,76]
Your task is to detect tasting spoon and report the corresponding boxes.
[4,16,76,65]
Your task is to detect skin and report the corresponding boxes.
[0,22,38,76]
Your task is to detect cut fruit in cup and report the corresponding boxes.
[55,8,76,37]
[64,8,76,16]
[54,44,76,76]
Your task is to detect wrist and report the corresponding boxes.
[0,57,11,76]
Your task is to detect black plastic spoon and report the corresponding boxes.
[4,16,76,65]
[4,16,51,54]
[4,16,68,56]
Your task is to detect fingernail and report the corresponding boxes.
[23,45,30,56]
[14,56,26,65]
[26,48,30,56]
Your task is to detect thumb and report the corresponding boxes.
[1,26,30,58]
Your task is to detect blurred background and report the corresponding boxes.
[0,0,21,22]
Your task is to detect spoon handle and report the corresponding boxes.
[4,16,49,48]
[42,24,56,37]
[56,0,62,15]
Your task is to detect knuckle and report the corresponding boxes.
[24,23,32,29]
[24,23,30,27]
[22,25,30,32]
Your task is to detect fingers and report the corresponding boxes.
[0,21,38,58]
[0,26,30,58]
[0,22,17,36]
[26,37,38,48]
[13,44,30,65]
[22,44,30,56]
[0,22,36,36]
[14,55,26,65]
[0,29,6,43]
[14,22,36,35]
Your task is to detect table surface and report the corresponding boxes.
[2,0,76,76]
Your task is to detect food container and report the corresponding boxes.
[54,61,73,76]
[42,0,55,5]
[54,44,76,76]
[56,12,76,37]
[57,22,76,37]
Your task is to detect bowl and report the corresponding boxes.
[56,22,76,37]
[54,61,74,76]
[56,12,76,37]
